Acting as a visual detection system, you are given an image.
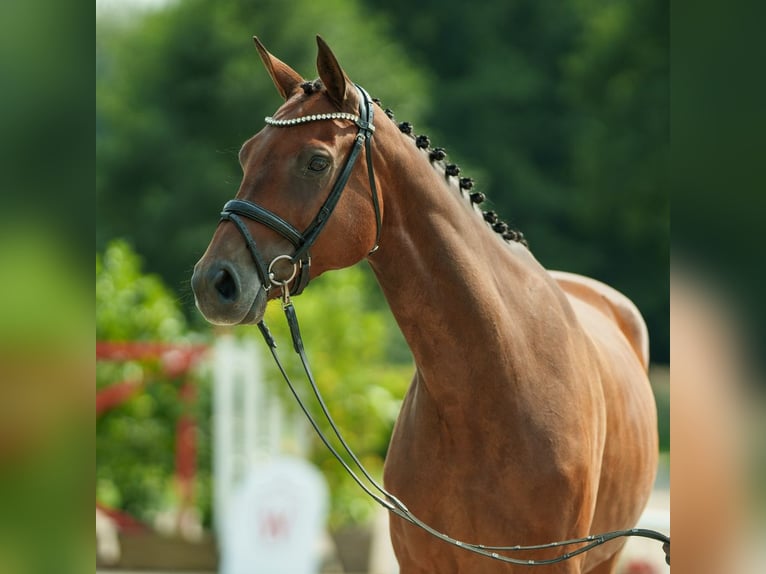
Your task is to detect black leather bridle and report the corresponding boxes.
[219,84,381,298]
[218,84,670,567]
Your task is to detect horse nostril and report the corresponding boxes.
[214,268,238,301]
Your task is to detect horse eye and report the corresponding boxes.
[308,156,329,172]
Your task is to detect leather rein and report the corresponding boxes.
[218,85,670,567]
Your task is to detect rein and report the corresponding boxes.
[256,304,670,567]
[219,84,670,567]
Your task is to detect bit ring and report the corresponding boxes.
[268,254,298,287]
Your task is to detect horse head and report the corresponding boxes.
[191,37,384,325]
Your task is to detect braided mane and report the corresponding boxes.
[300,80,528,248]
[389,111,529,248]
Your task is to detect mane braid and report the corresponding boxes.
[301,79,323,95]
[289,85,528,248]
[370,96,528,248]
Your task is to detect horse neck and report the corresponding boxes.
[367,131,563,401]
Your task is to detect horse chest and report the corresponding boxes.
[384,378,568,520]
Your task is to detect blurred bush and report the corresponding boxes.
[96,240,412,529]
[97,240,188,342]
[96,240,202,525]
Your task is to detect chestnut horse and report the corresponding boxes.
[191,37,659,573]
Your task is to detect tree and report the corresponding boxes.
[96,240,198,523]
[563,0,669,361]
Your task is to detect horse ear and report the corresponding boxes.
[253,36,304,100]
[316,35,353,109]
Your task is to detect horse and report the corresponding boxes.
[191,36,659,573]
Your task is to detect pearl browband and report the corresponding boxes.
[264,112,374,131]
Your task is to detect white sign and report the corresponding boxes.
[221,456,329,574]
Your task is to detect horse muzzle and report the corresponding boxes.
[191,258,267,325]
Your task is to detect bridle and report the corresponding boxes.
[219,84,381,300]
[216,84,671,567]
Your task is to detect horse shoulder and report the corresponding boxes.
[548,270,650,371]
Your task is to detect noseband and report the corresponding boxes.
[219,84,382,298]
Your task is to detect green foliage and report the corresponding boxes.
[97,240,188,341]
[563,0,669,362]
[655,384,670,453]
[650,367,670,453]
[96,240,205,523]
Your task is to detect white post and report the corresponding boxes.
[212,333,236,531]
[241,339,260,467]
[213,335,266,529]
[213,333,326,574]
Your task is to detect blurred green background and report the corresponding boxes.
[96,0,668,536]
